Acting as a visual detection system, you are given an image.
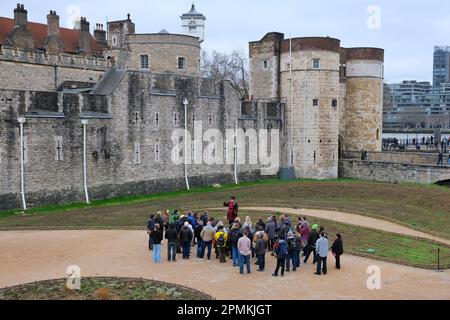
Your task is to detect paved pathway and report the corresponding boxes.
[1,230,449,300]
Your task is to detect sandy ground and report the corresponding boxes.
[1,230,449,300]
[239,207,450,246]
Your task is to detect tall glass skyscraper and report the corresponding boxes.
[433,46,450,88]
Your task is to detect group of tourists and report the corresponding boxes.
[146,197,344,277]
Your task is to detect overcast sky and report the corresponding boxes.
[1,0,449,83]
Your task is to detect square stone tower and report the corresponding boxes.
[181,4,206,43]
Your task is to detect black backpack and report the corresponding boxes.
[229,229,241,245]
[288,238,297,251]
[216,233,225,247]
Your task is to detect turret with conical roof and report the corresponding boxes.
[181,3,206,43]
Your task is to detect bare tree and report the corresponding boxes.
[201,49,249,101]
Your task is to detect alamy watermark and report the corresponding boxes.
[367,5,381,30]
[65,265,81,290]
[170,121,280,174]
[366,265,382,290]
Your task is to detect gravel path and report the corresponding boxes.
[239,207,450,246]
[1,230,449,300]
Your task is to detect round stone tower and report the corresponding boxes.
[279,37,341,179]
[343,48,384,152]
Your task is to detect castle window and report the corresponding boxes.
[54,136,63,161]
[332,98,338,109]
[192,113,196,123]
[173,112,179,126]
[133,111,140,125]
[208,114,213,126]
[376,129,380,141]
[134,142,141,164]
[155,139,160,162]
[313,58,320,69]
[155,112,159,127]
[140,55,149,70]
[22,136,28,164]
[178,57,186,70]
[263,60,268,70]
[313,99,319,107]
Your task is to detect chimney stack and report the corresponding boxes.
[78,17,92,54]
[94,24,107,44]
[47,10,60,36]
[14,3,28,27]
[44,10,64,53]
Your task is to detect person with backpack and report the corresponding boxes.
[237,229,252,275]
[254,232,267,272]
[304,224,320,264]
[200,221,215,260]
[331,233,344,269]
[265,217,276,252]
[228,223,243,267]
[223,196,238,227]
[179,221,193,259]
[214,225,228,263]
[176,215,187,253]
[298,217,311,256]
[170,210,179,225]
[285,231,299,272]
[164,223,178,262]
[194,220,204,259]
[315,231,329,275]
[272,237,288,277]
[147,214,156,251]
[151,223,163,263]
[255,217,266,231]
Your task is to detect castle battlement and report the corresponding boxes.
[0,45,109,71]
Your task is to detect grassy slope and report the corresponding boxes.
[1,179,449,240]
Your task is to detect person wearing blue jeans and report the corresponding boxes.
[232,245,240,267]
[197,239,203,258]
[201,240,212,260]
[237,230,252,275]
[151,224,163,263]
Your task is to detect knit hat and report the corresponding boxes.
[312,224,319,230]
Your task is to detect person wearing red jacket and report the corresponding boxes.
[223,196,238,226]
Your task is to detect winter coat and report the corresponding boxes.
[165,228,178,243]
[331,238,344,256]
[151,229,163,245]
[254,238,267,256]
[179,226,193,243]
[307,230,319,248]
[194,225,204,241]
[200,226,215,242]
[265,221,276,239]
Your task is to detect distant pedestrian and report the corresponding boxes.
[228,223,243,267]
[224,196,238,226]
[331,233,344,269]
[165,223,178,262]
[438,151,444,166]
[179,221,193,259]
[237,230,252,275]
[314,232,329,275]
[200,221,215,260]
[304,224,319,264]
[254,232,267,271]
[152,224,163,263]
[286,231,301,272]
[214,225,228,263]
[272,237,289,277]
[147,214,156,251]
[194,220,204,259]
[265,217,276,251]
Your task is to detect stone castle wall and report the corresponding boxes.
[0,46,108,91]
[0,72,278,210]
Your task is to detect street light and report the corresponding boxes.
[183,98,190,190]
[81,119,90,204]
[18,117,27,210]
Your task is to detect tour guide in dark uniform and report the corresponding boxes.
[224,196,238,226]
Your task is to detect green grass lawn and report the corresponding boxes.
[208,210,450,270]
[1,179,449,239]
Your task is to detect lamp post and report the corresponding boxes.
[81,119,90,204]
[18,117,27,210]
[183,98,190,190]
